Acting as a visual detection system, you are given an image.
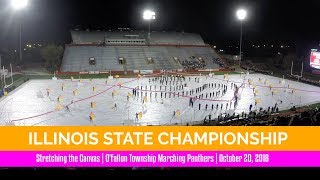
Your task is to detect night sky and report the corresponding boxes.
[0,0,320,50]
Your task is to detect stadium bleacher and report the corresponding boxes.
[61,31,222,73]
[61,46,124,72]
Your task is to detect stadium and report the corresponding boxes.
[1,29,320,127]
[1,0,320,177]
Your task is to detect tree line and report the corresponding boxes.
[0,44,63,73]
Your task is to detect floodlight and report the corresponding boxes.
[236,9,247,21]
[143,10,156,20]
[11,0,28,10]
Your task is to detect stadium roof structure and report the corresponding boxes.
[71,30,205,46]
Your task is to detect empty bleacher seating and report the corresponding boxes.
[61,31,224,72]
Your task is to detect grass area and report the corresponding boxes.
[1,74,27,90]
[303,102,320,109]
[259,64,320,81]
[301,72,320,81]
[273,102,320,118]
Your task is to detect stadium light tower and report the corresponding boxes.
[236,8,247,66]
[11,0,29,63]
[143,10,156,41]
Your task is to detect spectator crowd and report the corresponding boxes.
[241,62,273,75]
[181,60,206,70]
[212,58,227,68]
[202,105,320,126]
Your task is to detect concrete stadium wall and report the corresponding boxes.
[56,68,234,76]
